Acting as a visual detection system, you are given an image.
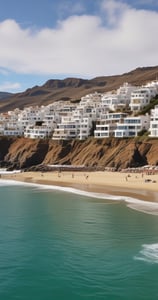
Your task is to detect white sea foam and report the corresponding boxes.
[0,169,21,175]
[0,177,158,215]
[126,203,158,215]
[134,243,158,264]
[0,178,123,200]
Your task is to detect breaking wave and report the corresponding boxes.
[135,243,158,264]
[0,177,158,215]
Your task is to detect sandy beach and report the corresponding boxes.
[1,170,158,202]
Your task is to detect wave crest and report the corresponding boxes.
[135,243,158,264]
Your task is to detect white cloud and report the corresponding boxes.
[0,81,21,92]
[0,1,158,78]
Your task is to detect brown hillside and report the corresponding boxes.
[0,66,158,112]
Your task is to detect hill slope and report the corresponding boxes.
[0,66,158,112]
[0,92,13,100]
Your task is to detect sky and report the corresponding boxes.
[0,0,158,93]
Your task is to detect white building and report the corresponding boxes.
[94,113,127,138]
[115,115,150,138]
[78,117,93,140]
[24,124,54,139]
[94,123,116,138]
[0,109,24,136]
[18,106,44,129]
[117,82,136,106]
[101,92,128,111]
[80,92,102,107]
[144,80,158,96]
[52,114,92,140]
[55,102,77,117]
[130,88,152,112]
[52,117,77,140]
[3,128,24,136]
[101,93,120,111]
[0,123,5,135]
[149,105,158,137]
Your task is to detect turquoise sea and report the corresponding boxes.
[1,179,158,300]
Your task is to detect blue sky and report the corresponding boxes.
[0,0,158,93]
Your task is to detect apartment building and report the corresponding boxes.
[149,105,158,137]
[115,115,150,137]
[52,116,78,140]
[94,113,127,138]
[129,88,152,112]
[80,92,102,107]
[101,93,120,111]
[117,82,136,106]
[144,80,158,96]
[24,124,54,139]
[18,106,44,129]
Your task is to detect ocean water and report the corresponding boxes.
[1,180,158,299]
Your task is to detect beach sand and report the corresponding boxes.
[1,170,158,202]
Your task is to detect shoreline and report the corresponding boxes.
[1,170,158,203]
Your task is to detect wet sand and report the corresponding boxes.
[1,170,158,202]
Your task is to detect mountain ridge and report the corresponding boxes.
[0,65,158,112]
[0,91,13,100]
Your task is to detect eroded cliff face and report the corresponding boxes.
[0,137,158,170]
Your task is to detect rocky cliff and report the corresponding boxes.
[0,137,158,171]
